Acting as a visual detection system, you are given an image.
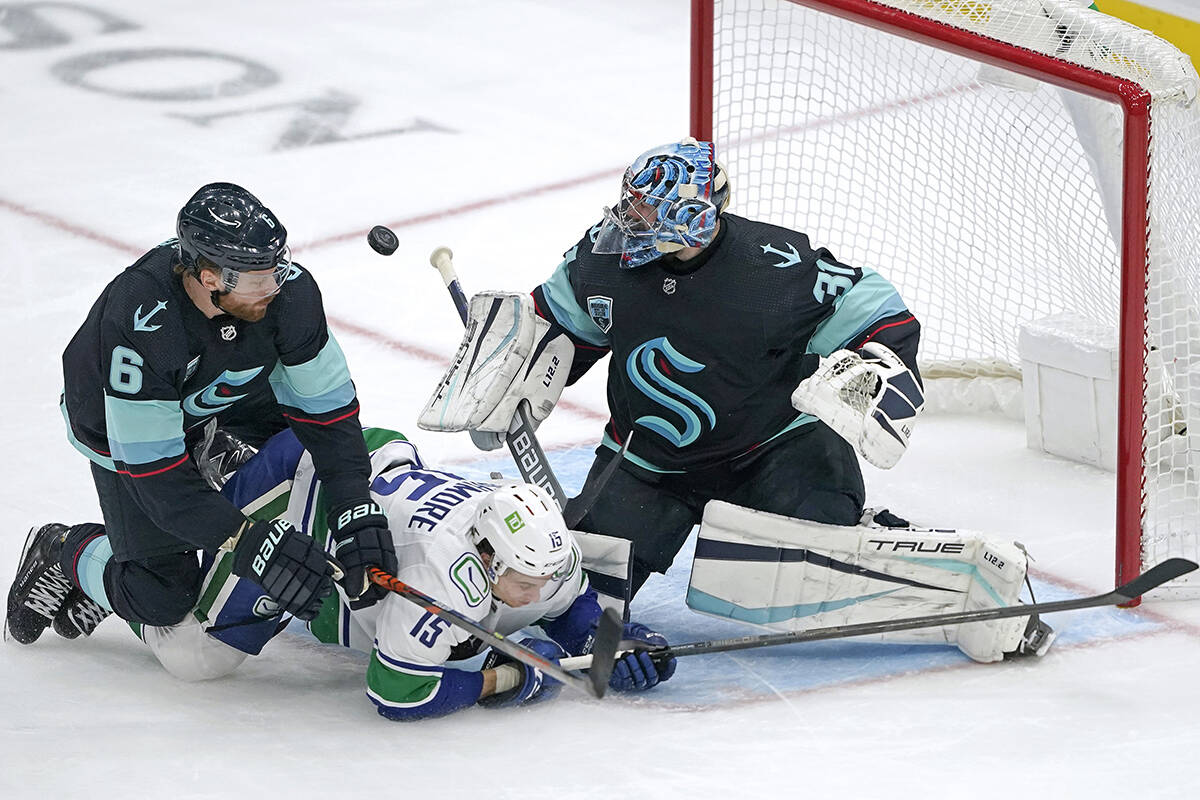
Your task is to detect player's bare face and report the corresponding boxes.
[492,571,551,607]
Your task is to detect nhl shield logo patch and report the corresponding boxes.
[587,295,613,333]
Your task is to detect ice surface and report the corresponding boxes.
[2,2,1199,797]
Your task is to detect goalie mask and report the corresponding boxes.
[470,484,574,581]
[593,137,730,269]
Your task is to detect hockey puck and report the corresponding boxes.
[367,225,398,256]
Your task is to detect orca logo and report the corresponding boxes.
[626,337,716,447]
[183,367,263,417]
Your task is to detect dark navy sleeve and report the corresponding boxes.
[96,273,246,550]
[531,228,612,385]
[268,266,371,509]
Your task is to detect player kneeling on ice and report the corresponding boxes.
[125,428,675,718]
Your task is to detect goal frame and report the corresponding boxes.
[689,0,1153,593]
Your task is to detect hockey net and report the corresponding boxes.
[692,0,1200,594]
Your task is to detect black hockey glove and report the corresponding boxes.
[230,519,333,621]
[477,638,566,708]
[328,499,398,609]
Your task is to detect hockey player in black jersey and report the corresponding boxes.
[6,183,397,646]
[419,139,925,621]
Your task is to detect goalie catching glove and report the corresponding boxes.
[790,342,924,469]
[418,292,574,450]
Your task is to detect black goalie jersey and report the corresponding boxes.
[60,242,370,556]
[531,214,921,474]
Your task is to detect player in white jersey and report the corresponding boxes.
[131,427,676,720]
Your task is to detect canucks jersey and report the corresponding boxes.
[60,242,370,556]
[223,429,594,720]
[532,213,921,473]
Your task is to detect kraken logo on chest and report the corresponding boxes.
[625,337,716,448]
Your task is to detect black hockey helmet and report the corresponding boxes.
[176,182,288,274]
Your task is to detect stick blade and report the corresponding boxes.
[586,607,624,699]
[1115,558,1198,601]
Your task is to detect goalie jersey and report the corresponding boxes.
[532,214,921,474]
[221,429,596,720]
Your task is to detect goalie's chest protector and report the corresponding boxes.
[568,214,856,469]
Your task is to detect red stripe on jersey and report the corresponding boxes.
[282,404,360,426]
[119,453,190,478]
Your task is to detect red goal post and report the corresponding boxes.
[691,0,1200,595]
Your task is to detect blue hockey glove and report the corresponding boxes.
[328,499,398,609]
[610,622,676,692]
[478,638,566,708]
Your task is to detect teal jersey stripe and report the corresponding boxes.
[269,329,356,414]
[601,416,817,472]
[103,395,186,464]
[60,398,116,470]
[807,267,910,356]
[687,585,903,624]
[109,436,187,465]
[600,431,685,473]
[539,250,610,347]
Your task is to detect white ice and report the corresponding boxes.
[2,2,1200,798]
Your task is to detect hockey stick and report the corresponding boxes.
[558,557,1197,669]
[564,431,632,529]
[359,567,621,698]
[429,246,569,509]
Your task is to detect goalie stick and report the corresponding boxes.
[558,557,1197,669]
[429,246,569,510]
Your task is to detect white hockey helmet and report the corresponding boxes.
[470,483,574,581]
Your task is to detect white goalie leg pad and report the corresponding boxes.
[790,343,923,469]
[574,530,633,617]
[418,292,574,434]
[139,614,249,681]
[687,501,1031,662]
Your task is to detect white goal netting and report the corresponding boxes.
[702,0,1200,590]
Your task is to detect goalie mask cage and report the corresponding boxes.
[690,0,1200,595]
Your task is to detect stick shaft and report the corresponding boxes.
[559,558,1198,666]
[428,247,568,508]
[367,567,600,696]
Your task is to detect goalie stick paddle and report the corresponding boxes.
[558,557,1198,669]
[359,566,618,698]
[428,246,569,509]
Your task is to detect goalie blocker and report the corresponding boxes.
[418,292,574,447]
[687,501,1054,662]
